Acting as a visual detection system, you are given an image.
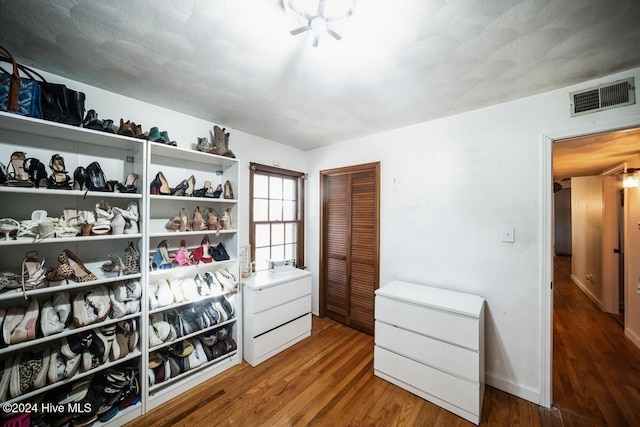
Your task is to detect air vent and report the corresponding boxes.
[570,77,635,117]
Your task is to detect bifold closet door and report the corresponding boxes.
[321,162,379,335]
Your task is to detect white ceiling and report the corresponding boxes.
[1,0,640,150]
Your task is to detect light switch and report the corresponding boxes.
[501,226,515,243]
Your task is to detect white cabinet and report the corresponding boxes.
[0,112,145,426]
[144,141,241,410]
[374,280,485,425]
[243,268,311,366]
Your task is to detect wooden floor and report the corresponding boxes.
[131,256,640,426]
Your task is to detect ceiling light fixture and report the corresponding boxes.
[623,169,639,188]
[285,0,353,47]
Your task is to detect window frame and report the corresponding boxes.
[249,162,305,270]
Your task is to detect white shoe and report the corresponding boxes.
[85,285,111,322]
[156,279,173,307]
[40,300,65,336]
[180,277,200,301]
[109,288,127,318]
[168,278,184,303]
[52,290,71,326]
[214,269,236,293]
[48,346,65,384]
[73,292,98,327]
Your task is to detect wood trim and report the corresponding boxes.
[250,162,305,177]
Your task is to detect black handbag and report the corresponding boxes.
[212,242,231,262]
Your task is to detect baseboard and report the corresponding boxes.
[625,327,640,350]
[570,274,604,310]
[485,373,541,405]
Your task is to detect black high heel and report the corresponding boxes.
[150,172,171,195]
[116,173,138,193]
[73,166,89,191]
[172,179,189,196]
[25,157,48,188]
[86,161,109,191]
[47,154,72,190]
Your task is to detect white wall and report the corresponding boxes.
[306,67,640,404]
[32,69,308,250]
[570,176,603,306]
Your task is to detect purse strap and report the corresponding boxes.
[0,46,21,112]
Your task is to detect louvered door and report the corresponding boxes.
[321,162,380,335]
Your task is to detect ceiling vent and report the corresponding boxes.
[570,77,635,117]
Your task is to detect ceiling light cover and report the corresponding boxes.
[623,172,639,188]
[285,0,354,47]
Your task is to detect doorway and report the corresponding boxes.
[319,162,380,335]
[542,118,640,408]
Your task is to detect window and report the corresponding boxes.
[250,163,305,271]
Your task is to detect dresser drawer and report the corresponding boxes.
[375,295,479,350]
[253,313,311,360]
[374,346,480,417]
[253,295,311,336]
[375,321,478,381]
[251,276,312,313]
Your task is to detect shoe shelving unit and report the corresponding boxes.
[144,140,241,410]
[0,112,146,426]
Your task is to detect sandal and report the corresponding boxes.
[0,218,19,240]
[102,254,125,276]
[6,151,33,187]
[124,241,140,274]
[21,250,47,298]
[169,240,192,267]
[191,206,206,231]
[151,240,172,270]
[204,208,221,235]
[115,172,138,193]
[191,235,213,264]
[25,157,48,188]
[47,154,72,190]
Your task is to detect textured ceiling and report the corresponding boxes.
[1,0,640,150]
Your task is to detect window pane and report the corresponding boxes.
[283,200,296,221]
[285,243,296,260]
[255,247,270,271]
[254,174,269,198]
[269,176,283,199]
[272,223,284,245]
[269,200,282,221]
[255,224,271,247]
[253,199,269,221]
[283,179,296,200]
[285,223,296,243]
[271,244,285,261]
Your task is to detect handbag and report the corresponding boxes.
[0,46,42,118]
[7,61,85,126]
[212,242,231,262]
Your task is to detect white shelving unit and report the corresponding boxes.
[144,140,242,410]
[0,112,147,426]
[0,112,244,424]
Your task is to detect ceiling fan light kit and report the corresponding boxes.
[285,0,353,47]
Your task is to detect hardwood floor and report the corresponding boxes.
[131,257,640,426]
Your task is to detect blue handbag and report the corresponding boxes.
[0,46,43,119]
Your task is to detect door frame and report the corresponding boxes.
[541,116,640,408]
[318,161,380,319]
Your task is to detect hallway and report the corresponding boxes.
[552,255,640,426]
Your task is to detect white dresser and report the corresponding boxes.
[374,281,485,425]
[243,268,312,366]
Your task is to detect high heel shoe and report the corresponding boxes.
[47,154,72,190]
[185,175,195,196]
[172,179,189,197]
[6,151,33,187]
[180,208,191,232]
[46,249,98,284]
[170,240,192,267]
[93,200,112,235]
[191,235,213,264]
[25,158,48,188]
[223,180,234,199]
[73,166,89,191]
[213,184,223,198]
[86,161,109,192]
[204,208,221,234]
[114,201,139,234]
[220,209,232,230]
[150,172,171,195]
[116,173,138,193]
[192,206,206,231]
[21,251,47,298]
[102,254,126,276]
[151,240,172,270]
[124,241,140,275]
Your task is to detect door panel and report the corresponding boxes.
[321,163,379,335]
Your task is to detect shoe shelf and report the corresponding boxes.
[149,194,237,203]
[147,349,238,394]
[0,312,141,356]
[148,290,238,316]
[148,317,237,353]
[2,349,142,405]
[148,141,238,168]
[0,233,143,248]
[0,186,143,199]
[148,221,236,238]
[0,271,142,302]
